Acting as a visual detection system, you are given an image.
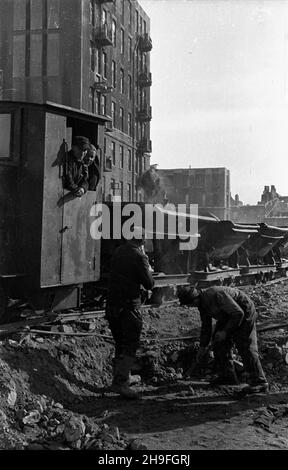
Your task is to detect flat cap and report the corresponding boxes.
[72,136,90,150]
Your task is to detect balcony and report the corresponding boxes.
[99,0,114,3]
[93,23,113,47]
[136,105,152,122]
[138,69,152,88]
[138,33,152,52]
[137,138,152,154]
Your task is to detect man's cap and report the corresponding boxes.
[72,136,90,150]
[177,286,200,305]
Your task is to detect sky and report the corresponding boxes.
[140,0,288,204]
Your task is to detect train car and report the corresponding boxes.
[0,100,108,320]
[189,221,259,285]
[239,223,288,281]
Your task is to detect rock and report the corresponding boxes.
[36,337,44,343]
[64,416,86,443]
[99,431,117,444]
[129,375,141,385]
[53,402,64,410]
[71,439,82,449]
[171,351,179,362]
[22,410,41,425]
[130,439,149,450]
[7,388,17,408]
[7,339,19,348]
[266,345,283,362]
[0,375,17,408]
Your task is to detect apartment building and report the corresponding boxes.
[0,0,152,201]
[158,167,231,220]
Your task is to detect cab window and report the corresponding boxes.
[0,114,12,160]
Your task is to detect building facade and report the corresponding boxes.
[0,0,152,201]
[157,167,231,220]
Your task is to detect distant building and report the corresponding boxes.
[230,185,288,226]
[0,0,152,201]
[157,167,231,220]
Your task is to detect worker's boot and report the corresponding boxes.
[111,355,140,399]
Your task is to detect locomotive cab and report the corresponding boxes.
[0,101,108,318]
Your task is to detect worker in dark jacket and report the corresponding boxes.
[106,228,155,399]
[64,136,90,197]
[178,285,268,393]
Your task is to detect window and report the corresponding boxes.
[13,0,26,30]
[128,75,132,100]
[143,20,147,34]
[128,37,132,62]
[120,29,124,54]
[128,112,132,136]
[96,48,101,74]
[100,94,107,115]
[128,1,132,26]
[120,0,124,17]
[127,183,132,201]
[30,33,42,76]
[102,8,107,25]
[111,142,116,165]
[135,156,138,174]
[112,20,116,46]
[111,178,115,196]
[90,44,95,71]
[13,35,26,78]
[111,101,116,127]
[47,33,59,76]
[120,146,124,169]
[120,181,124,200]
[119,107,124,132]
[0,114,12,160]
[30,0,43,30]
[89,87,95,113]
[111,60,116,88]
[140,17,143,34]
[89,0,95,26]
[135,10,139,32]
[128,149,132,171]
[96,93,101,114]
[47,0,60,29]
[102,51,107,78]
[120,68,124,94]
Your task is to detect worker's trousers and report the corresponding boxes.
[213,318,267,385]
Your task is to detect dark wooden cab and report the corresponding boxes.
[0,101,107,312]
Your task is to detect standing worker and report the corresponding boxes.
[178,285,268,393]
[106,228,155,399]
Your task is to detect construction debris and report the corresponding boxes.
[1,281,288,449]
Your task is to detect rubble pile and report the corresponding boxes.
[1,280,288,449]
[253,404,288,431]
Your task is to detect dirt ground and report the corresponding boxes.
[1,280,288,450]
